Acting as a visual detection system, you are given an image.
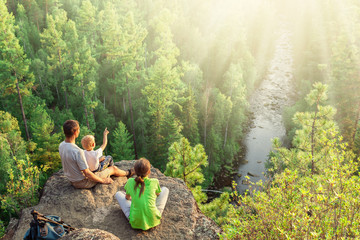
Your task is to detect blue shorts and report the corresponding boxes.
[93,156,114,172]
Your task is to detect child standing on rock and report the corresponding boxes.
[115,158,169,230]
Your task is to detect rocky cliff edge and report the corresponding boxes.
[5,160,221,239]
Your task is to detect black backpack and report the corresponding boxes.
[23,210,75,240]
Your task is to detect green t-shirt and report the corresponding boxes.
[124,177,162,230]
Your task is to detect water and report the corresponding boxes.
[236,28,294,194]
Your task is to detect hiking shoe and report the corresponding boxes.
[127,168,135,178]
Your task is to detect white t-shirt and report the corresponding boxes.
[84,148,103,172]
[59,141,88,182]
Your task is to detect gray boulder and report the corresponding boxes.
[8,160,221,239]
[61,228,120,240]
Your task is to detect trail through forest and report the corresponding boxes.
[236,26,294,193]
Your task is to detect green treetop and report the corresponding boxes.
[0,0,33,140]
[271,82,339,176]
[165,137,208,202]
[40,8,76,109]
[110,121,135,161]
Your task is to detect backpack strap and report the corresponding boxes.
[31,210,76,232]
[24,214,39,240]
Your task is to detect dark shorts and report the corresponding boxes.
[93,156,114,172]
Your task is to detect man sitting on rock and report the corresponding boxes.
[59,120,134,189]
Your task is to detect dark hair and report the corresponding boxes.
[63,120,79,138]
[134,158,151,197]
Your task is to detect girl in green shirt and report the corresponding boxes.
[115,158,169,230]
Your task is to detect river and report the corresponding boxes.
[236,28,294,194]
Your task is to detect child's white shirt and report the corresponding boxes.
[84,148,103,171]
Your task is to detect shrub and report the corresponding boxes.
[0,156,41,219]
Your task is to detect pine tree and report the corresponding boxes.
[71,37,99,131]
[93,103,117,146]
[0,0,33,140]
[110,121,135,161]
[206,89,233,177]
[180,86,200,144]
[270,82,338,176]
[165,137,208,202]
[28,102,61,172]
[75,0,98,49]
[96,1,120,104]
[179,62,202,144]
[330,32,360,148]
[26,0,44,32]
[15,4,39,59]
[39,8,75,109]
[142,9,184,169]
[222,63,248,147]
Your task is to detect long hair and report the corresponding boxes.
[134,158,151,197]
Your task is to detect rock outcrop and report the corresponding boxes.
[8,160,221,239]
[61,228,120,240]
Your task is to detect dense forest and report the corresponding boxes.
[1,0,360,238]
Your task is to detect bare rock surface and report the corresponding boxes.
[61,228,120,240]
[10,160,221,239]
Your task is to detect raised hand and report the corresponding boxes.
[103,127,109,136]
